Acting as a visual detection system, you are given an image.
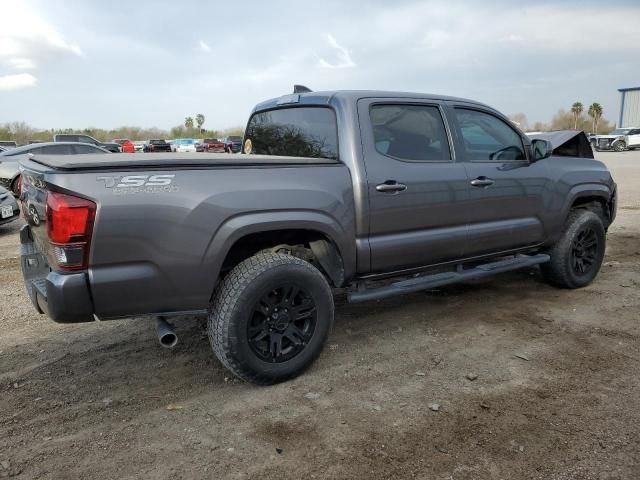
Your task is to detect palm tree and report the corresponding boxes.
[184,117,194,129]
[571,102,583,130]
[195,114,205,131]
[587,103,603,134]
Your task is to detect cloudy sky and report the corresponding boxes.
[1,0,639,131]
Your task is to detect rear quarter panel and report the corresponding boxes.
[42,165,355,319]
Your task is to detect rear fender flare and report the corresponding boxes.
[203,210,355,288]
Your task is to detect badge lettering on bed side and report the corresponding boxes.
[96,174,177,194]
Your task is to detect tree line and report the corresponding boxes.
[509,101,613,134]
[0,119,245,145]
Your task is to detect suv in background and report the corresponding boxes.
[144,139,172,152]
[223,136,243,153]
[53,134,120,153]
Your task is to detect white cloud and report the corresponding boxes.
[0,1,82,77]
[318,33,356,69]
[5,57,36,69]
[0,73,37,91]
[199,40,212,53]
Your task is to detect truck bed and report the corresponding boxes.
[30,152,340,171]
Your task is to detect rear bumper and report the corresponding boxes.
[20,225,95,323]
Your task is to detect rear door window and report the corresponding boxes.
[454,108,526,161]
[73,144,105,154]
[244,107,338,159]
[369,104,451,161]
[40,144,75,154]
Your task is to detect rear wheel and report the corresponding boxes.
[541,209,606,288]
[208,252,334,385]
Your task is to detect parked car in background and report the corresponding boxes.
[53,134,120,153]
[133,140,147,152]
[0,186,20,225]
[197,138,226,152]
[112,139,135,153]
[145,139,172,152]
[0,141,18,149]
[0,142,109,195]
[223,136,243,153]
[591,128,640,152]
[172,138,197,152]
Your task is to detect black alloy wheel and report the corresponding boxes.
[247,284,317,363]
[570,227,598,276]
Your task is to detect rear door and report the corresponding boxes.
[358,99,470,273]
[448,104,549,256]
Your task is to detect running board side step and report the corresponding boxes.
[348,254,550,303]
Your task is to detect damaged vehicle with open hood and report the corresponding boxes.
[589,127,640,152]
[527,130,595,158]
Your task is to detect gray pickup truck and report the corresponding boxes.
[19,89,617,384]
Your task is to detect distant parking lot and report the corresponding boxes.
[0,151,639,479]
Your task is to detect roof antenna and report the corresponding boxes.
[293,85,312,94]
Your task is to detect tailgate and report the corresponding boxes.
[19,161,95,323]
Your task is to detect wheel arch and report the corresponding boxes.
[204,211,354,290]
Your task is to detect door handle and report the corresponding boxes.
[470,176,494,187]
[376,181,407,193]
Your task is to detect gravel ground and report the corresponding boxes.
[1,151,639,479]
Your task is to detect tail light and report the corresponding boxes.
[46,191,96,271]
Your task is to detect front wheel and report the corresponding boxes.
[208,252,334,385]
[613,141,626,152]
[540,209,606,288]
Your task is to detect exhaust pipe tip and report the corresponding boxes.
[155,317,178,349]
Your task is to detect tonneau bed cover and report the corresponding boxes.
[28,152,340,171]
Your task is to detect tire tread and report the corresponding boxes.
[208,252,332,384]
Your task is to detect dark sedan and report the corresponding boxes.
[0,186,20,225]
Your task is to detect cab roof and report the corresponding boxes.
[253,90,490,113]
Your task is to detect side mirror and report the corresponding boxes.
[531,139,553,161]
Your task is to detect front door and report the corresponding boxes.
[358,99,470,273]
[627,129,640,147]
[448,105,549,257]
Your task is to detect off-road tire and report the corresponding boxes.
[208,252,334,385]
[540,209,606,288]
[613,141,626,152]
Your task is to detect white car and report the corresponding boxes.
[133,140,146,152]
[172,138,197,152]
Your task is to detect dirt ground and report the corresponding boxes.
[1,151,639,480]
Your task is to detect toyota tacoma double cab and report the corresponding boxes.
[19,89,617,385]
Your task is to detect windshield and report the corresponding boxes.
[227,136,242,142]
[244,107,338,159]
[177,139,195,145]
[150,139,166,145]
[610,129,631,135]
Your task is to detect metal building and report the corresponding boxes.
[618,86,640,127]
